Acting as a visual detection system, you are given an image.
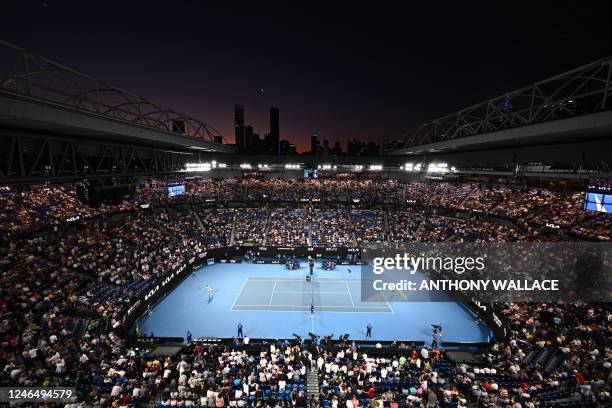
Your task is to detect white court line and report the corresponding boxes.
[248,279,362,283]
[231,308,392,314]
[230,277,251,311]
[380,290,394,314]
[247,276,362,282]
[234,304,389,309]
[345,282,355,307]
[272,290,348,294]
[347,279,393,313]
[268,280,278,305]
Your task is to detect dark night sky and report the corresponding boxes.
[3,1,611,151]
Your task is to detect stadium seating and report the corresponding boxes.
[0,178,610,406]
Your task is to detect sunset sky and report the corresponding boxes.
[4,1,611,150]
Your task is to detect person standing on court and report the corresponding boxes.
[309,259,314,276]
[431,328,440,349]
[186,330,192,343]
[237,323,244,338]
[366,323,372,338]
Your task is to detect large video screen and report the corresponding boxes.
[584,192,612,213]
[304,168,319,179]
[584,178,611,213]
[168,184,185,197]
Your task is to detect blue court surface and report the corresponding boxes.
[136,263,491,343]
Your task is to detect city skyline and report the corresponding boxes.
[3,2,612,149]
[233,103,384,156]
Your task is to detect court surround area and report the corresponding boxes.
[136,262,491,343]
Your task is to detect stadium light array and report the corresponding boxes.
[185,162,212,172]
[285,164,301,169]
[240,163,252,169]
[353,165,364,171]
[427,162,449,174]
[208,160,226,169]
[401,163,421,172]
[369,164,383,171]
[257,164,270,169]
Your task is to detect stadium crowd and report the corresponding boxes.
[234,208,269,245]
[0,177,610,406]
[267,209,310,246]
[310,209,353,247]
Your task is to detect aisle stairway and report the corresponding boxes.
[306,367,319,400]
[193,210,206,232]
[522,347,565,375]
[262,211,271,245]
[347,209,357,243]
[460,186,478,207]
[383,210,389,238]
[229,211,237,245]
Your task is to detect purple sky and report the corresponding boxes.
[4,1,612,151]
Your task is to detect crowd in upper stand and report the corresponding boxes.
[0,184,134,236]
[387,210,423,243]
[234,208,269,245]
[268,209,310,246]
[0,177,611,406]
[3,178,609,241]
[571,213,610,241]
[310,209,353,247]
[428,183,476,209]
[351,210,386,245]
[0,177,608,302]
[196,209,234,247]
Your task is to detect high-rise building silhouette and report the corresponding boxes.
[279,140,297,155]
[347,139,380,156]
[311,134,319,154]
[331,141,342,155]
[269,107,280,155]
[234,104,245,148]
[244,125,254,148]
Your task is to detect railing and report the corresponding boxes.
[399,54,612,147]
[0,40,224,143]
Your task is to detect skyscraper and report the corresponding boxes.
[244,125,254,148]
[311,134,319,155]
[269,107,280,155]
[234,104,245,148]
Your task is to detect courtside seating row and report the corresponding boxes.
[543,402,597,408]
[539,389,571,401]
[153,383,307,408]
[323,381,446,392]
[322,398,459,408]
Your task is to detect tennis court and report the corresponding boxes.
[231,276,392,312]
[136,263,491,342]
